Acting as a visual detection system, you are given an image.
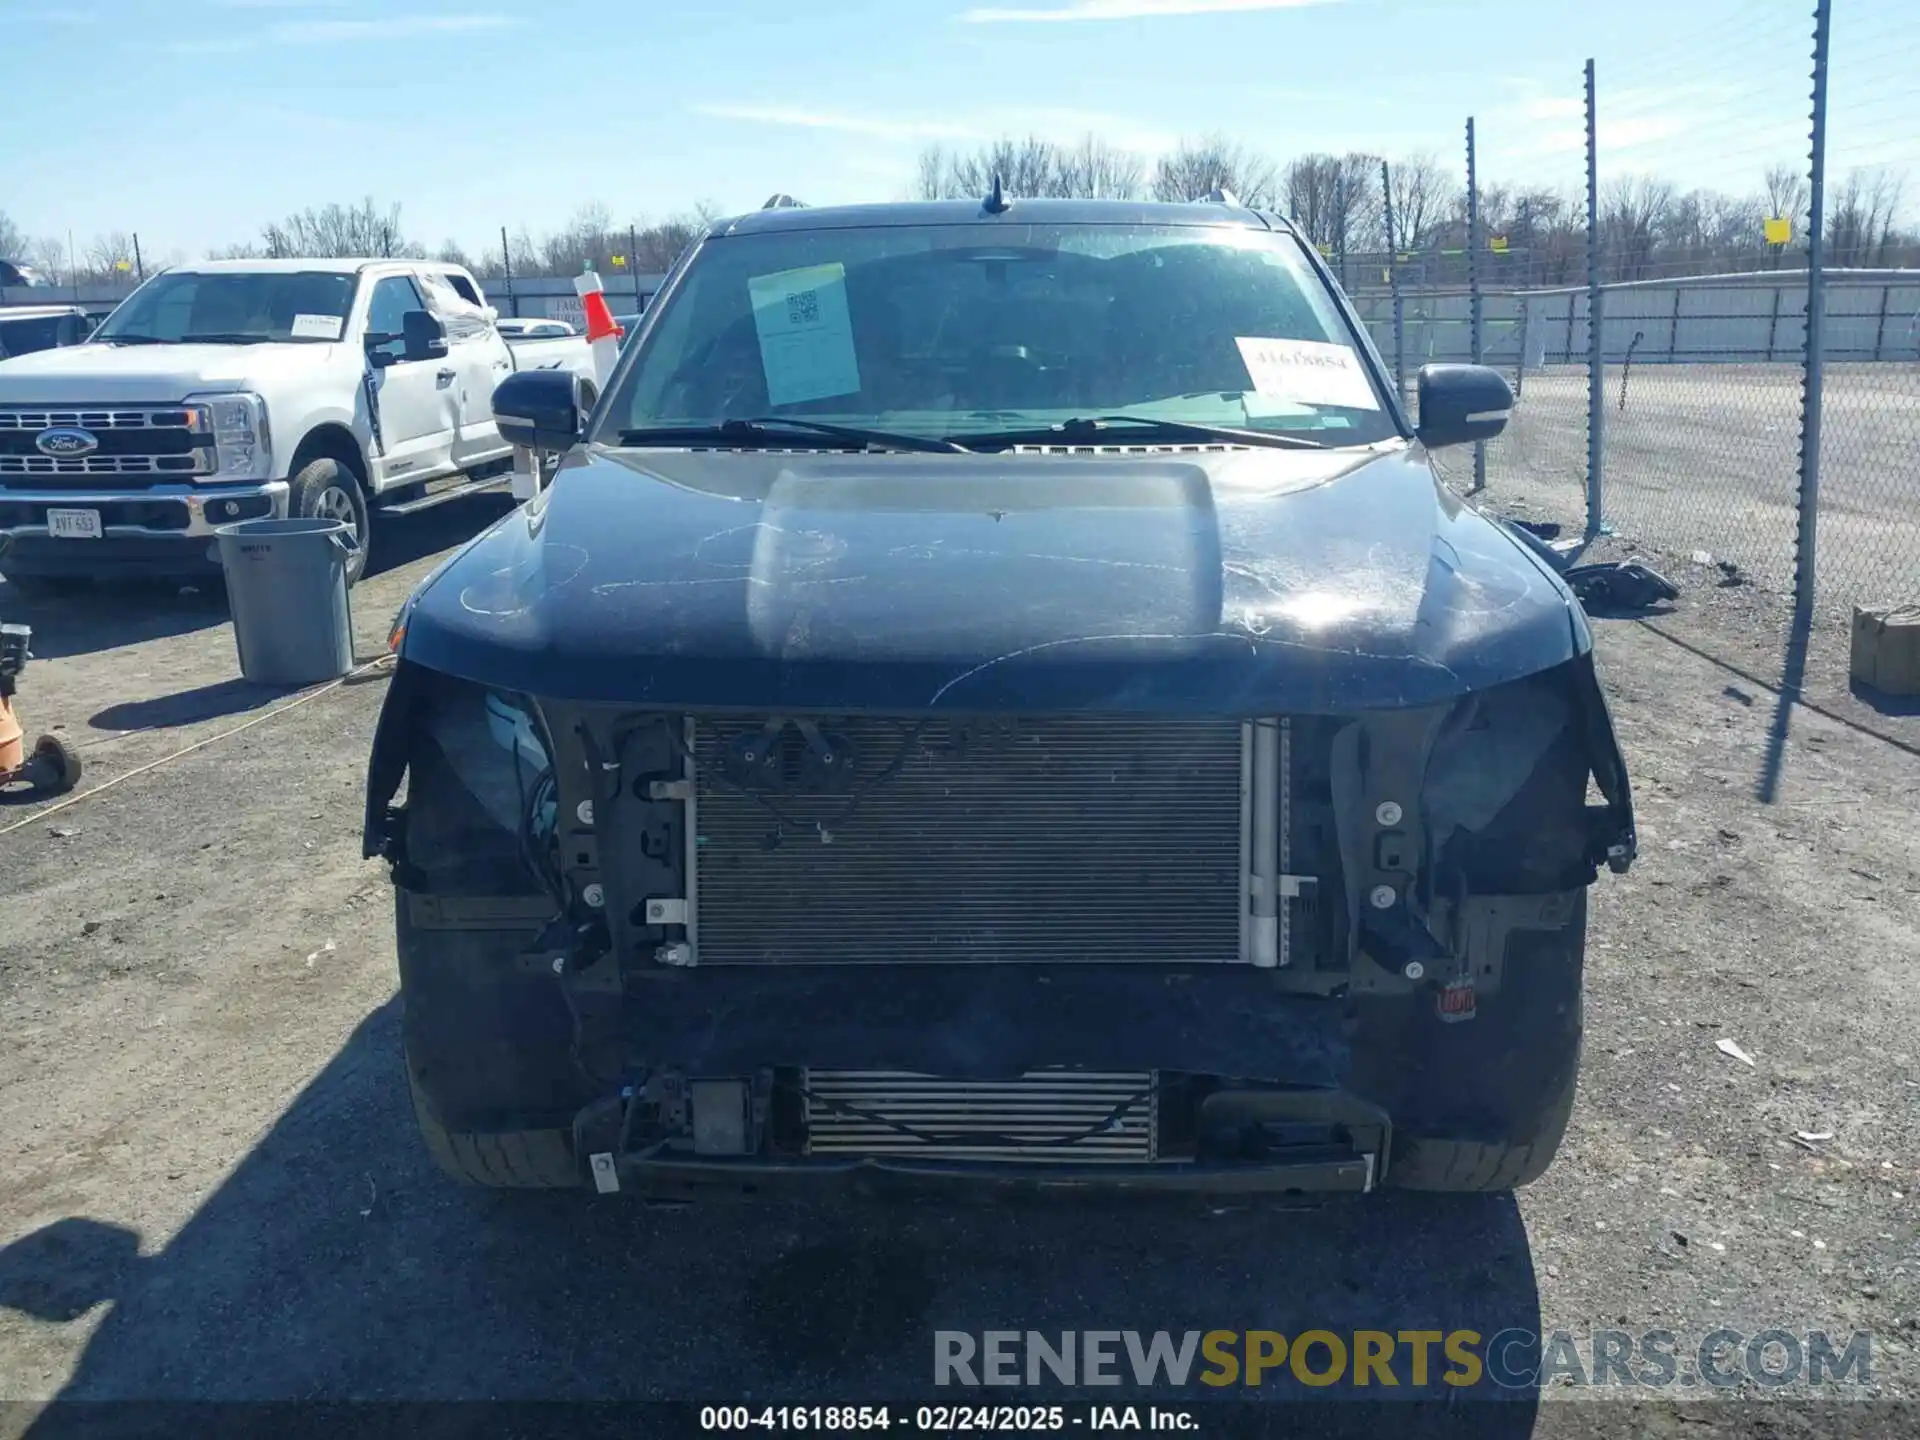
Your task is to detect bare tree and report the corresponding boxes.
[260,198,423,259]
[1150,135,1279,208]
[1762,163,1810,263]
[81,230,139,281]
[914,136,1140,201]
[1600,176,1675,281]
[1827,166,1905,268]
[1284,152,1380,255]
[1053,135,1145,200]
[1384,153,1455,253]
[0,210,27,262]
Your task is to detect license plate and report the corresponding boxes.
[46,508,103,540]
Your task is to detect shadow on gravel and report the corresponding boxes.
[2,1003,1542,1432]
[90,677,299,732]
[1850,679,1920,718]
[0,578,228,661]
[365,493,516,582]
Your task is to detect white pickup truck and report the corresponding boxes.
[0,258,592,590]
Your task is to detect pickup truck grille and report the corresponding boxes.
[690,714,1244,966]
[803,1070,1157,1162]
[0,408,209,482]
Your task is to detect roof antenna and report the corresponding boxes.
[982,173,1010,215]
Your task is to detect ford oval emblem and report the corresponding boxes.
[35,426,99,457]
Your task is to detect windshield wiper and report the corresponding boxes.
[617,417,972,455]
[96,333,169,345]
[179,332,270,345]
[958,416,1328,451]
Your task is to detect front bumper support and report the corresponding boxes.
[599,1151,1379,1200]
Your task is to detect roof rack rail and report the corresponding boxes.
[1197,187,1242,207]
[761,193,806,210]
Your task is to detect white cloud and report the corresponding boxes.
[269,13,518,42]
[962,0,1336,22]
[698,102,1175,155]
[695,104,982,143]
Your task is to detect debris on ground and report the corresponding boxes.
[1797,1130,1836,1143]
[1716,1037,1757,1066]
[1691,550,1715,566]
[1565,561,1681,612]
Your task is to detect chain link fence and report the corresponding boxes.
[1817,0,1920,607]
[1356,0,1918,661]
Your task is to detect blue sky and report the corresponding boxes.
[3,0,1914,262]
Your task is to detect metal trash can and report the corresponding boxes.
[211,517,357,686]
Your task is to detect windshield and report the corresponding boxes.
[598,223,1398,447]
[93,269,357,344]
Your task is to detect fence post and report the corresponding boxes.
[500,226,517,319]
[1873,280,1890,361]
[1381,159,1407,404]
[1668,285,1682,361]
[1466,117,1486,493]
[1515,296,1529,399]
[1795,0,1832,616]
[1584,58,1607,539]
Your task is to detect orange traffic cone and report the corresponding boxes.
[574,266,625,392]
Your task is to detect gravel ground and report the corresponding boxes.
[1472,362,1920,609]
[0,493,1916,1437]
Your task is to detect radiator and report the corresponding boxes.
[689,715,1245,966]
[804,1069,1157,1162]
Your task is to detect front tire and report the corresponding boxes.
[407,1067,580,1189]
[286,455,370,586]
[1355,892,1586,1192]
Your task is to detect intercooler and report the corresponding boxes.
[803,1070,1157,1162]
[688,715,1246,966]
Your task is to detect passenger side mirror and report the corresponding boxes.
[401,309,448,364]
[492,369,581,452]
[1414,364,1513,449]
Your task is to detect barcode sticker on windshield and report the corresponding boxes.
[290,313,344,340]
[1235,337,1378,411]
[747,263,861,407]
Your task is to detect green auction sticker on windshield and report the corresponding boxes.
[1235,337,1378,411]
[747,262,862,407]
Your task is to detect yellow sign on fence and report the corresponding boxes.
[1764,216,1793,245]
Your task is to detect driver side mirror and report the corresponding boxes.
[1414,364,1513,449]
[401,309,448,364]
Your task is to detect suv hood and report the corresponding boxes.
[399,444,1589,714]
[0,340,341,402]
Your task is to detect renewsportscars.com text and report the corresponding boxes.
[933,1329,1872,1391]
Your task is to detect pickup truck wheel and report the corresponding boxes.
[287,456,370,586]
[407,1068,582,1189]
[1355,892,1586,1192]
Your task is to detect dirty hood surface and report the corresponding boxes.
[401,443,1587,714]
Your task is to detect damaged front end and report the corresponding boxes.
[365,653,1633,1196]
